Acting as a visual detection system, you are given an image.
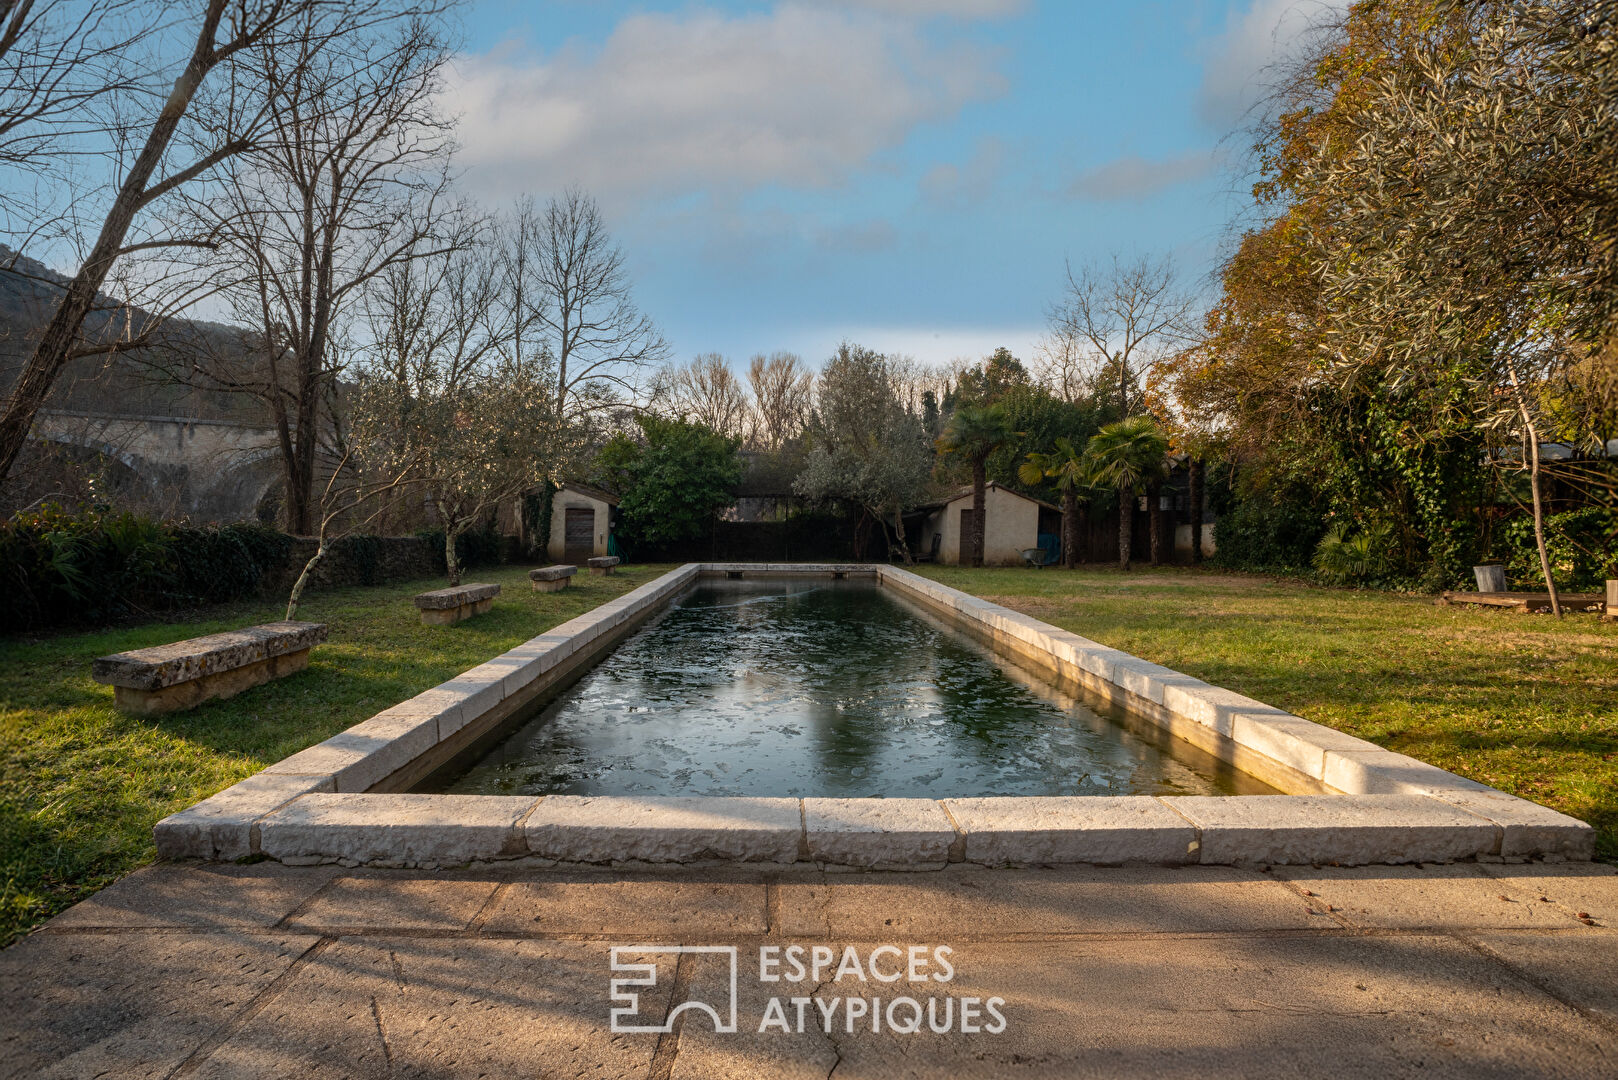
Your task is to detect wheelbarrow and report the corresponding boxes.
[1019,547,1049,568]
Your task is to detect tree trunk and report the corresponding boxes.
[444,523,462,586]
[1118,489,1133,571]
[1526,431,1562,617]
[971,459,987,568]
[0,1,230,482]
[285,537,330,620]
[1188,458,1204,564]
[888,506,914,565]
[1148,480,1163,566]
[1061,488,1077,569]
[1506,362,1561,617]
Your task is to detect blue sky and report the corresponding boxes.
[449,0,1325,368]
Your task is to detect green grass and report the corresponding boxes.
[0,563,678,946]
[917,564,1618,861]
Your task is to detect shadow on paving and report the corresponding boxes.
[3,861,1617,1078]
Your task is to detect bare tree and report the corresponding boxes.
[0,1,154,223]
[747,350,812,451]
[0,0,389,485]
[518,188,668,419]
[173,5,457,534]
[1032,329,1088,404]
[1047,253,1197,417]
[353,240,571,585]
[661,353,750,438]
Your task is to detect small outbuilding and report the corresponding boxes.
[913,482,1062,566]
[547,482,619,563]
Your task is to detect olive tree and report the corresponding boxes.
[794,343,932,563]
[1301,0,1618,613]
[350,240,569,586]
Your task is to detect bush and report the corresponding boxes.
[0,506,352,634]
[169,523,293,604]
[1209,495,1328,573]
[1498,507,1617,591]
[415,525,506,574]
[1312,522,1394,585]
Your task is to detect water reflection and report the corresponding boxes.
[434,580,1276,798]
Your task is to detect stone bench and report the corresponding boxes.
[529,564,577,592]
[587,556,620,576]
[413,583,500,625]
[92,621,328,715]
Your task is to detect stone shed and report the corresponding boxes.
[547,482,618,563]
[913,482,1061,566]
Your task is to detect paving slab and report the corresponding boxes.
[45,862,338,929]
[185,938,669,1079]
[9,861,1618,1079]
[777,864,1325,938]
[1272,864,1589,929]
[1463,929,1618,1023]
[1478,862,1618,925]
[482,877,769,937]
[670,936,1612,1080]
[287,875,501,931]
[0,930,318,1080]
[670,947,840,1080]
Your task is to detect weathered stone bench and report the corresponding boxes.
[92,621,328,715]
[414,583,500,625]
[529,564,577,592]
[587,556,620,576]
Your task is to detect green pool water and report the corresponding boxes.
[427,579,1276,798]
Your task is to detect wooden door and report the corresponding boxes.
[958,507,974,564]
[564,507,595,562]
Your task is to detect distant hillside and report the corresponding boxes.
[0,245,268,424]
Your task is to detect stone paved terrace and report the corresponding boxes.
[3,860,1615,1077]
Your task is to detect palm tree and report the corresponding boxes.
[1019,437,1089,568]
[1084,416,1169,570]
[939,402,1015,567]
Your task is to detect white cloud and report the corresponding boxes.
[825,324,1044,367]
[1197,0,1347,129]
[1065,149,1223,202]
[445,5,1006,203]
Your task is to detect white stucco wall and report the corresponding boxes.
[546,489,612,561]
[922,487,1042,566]
[1173,521,1218,558]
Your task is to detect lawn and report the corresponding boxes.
[0,562,678,946]
[917,564,1618,862]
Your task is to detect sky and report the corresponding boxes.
[445,0,1334,370]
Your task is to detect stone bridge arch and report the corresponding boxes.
[27,409,283,522]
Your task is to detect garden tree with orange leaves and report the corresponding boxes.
[1162,0,1554,585]
[1298,0,1618,611]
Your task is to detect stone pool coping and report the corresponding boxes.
[154,563,1594,868]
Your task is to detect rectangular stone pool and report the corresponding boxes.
[156,563,1593,869]
[420,578,1277,799]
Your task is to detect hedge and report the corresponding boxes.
[0,505,508,635]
